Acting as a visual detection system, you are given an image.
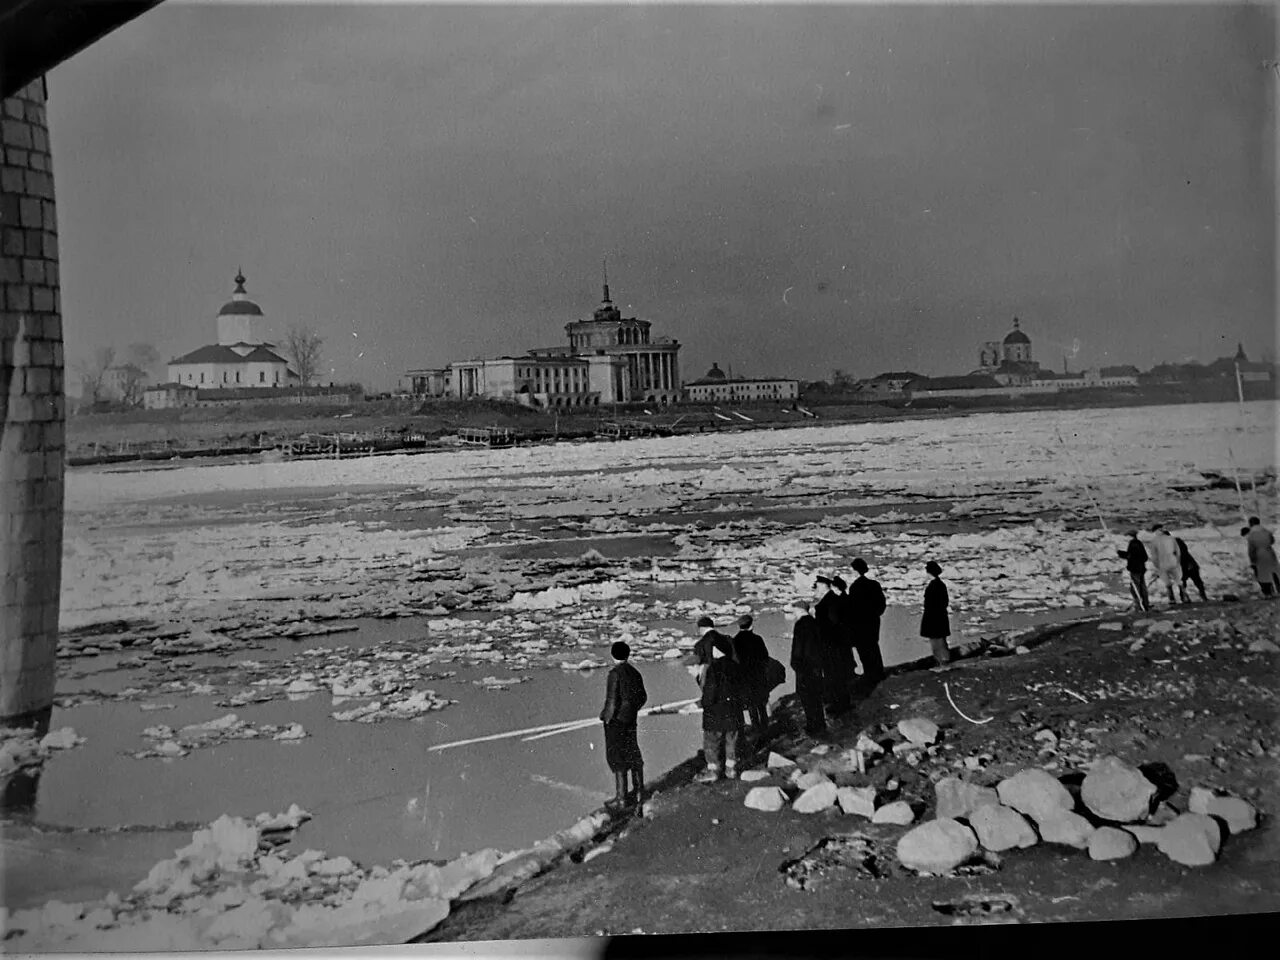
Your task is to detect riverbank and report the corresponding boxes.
[423,598,1280,939]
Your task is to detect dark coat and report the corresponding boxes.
[1119,538,1148,574]
[815,591,848,648]
[845,575,887,647]
[691,629,730,667]
[920,577,951,639]
[700,656,745,731]
[733,628,770,702]
[599,661,647,725]
[1175,537,1199,576]
[789,614,824,674]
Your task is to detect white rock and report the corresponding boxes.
[1187,786,1216,814]
[1126,825,1164,845]
[934,777,1000,820]
[837,786,877,819]
[739,770,770,783]
[872,801,916,825]
[1089,826,1139,861]
[897,717,939,745]
[744,786,788,812]
[273,724,307,741]
[1039,811,1096,849]
[1189,790,1257,835]
[896,818,978,874]
[996,768,1075,824]
[1247,638,1280,654]
[766,752,796,769]
[794,770,832,791]
[1081,756,1157,822]
[968,803,1038,852]
[1157,813,1221,866]
[793,781,839,814]
[855,734,884,756]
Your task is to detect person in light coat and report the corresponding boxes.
[1244,517,1280,596]
[1148,524,1182,605]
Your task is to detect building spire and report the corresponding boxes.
[602,258,611,304]
[234,267,247,295]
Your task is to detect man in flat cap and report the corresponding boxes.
[732,613,770,739]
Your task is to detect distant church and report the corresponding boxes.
[975,318,1041,385]
[167,271,296,390]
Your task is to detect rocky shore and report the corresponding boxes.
[423,598,1279,939]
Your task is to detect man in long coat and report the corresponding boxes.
[846,558,888,688]
[1245,517,1280,596]
[695,636,745,782]
[732,614,770,737]
[1118,529,1150,612]
[815,576,853,716]
[788,599,827,737]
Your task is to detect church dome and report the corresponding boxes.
[704,362,727,381]
[1003,318,1030,345]
[218,270,264,317]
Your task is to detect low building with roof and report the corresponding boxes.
[852,370,924,402]
[683,363,799,403]
[166,271,298,391]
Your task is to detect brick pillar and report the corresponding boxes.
[1,77,63,726]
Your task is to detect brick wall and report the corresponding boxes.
[1,77,63,724]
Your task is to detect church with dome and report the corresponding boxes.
[165,271,297,391]
[975,317,1043,385]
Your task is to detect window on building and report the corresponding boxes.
[236,371,241,383]
[260,371,266,383]
[223,371,228,383]
[200,373,205,383]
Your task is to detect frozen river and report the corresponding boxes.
[4,401,1276,911]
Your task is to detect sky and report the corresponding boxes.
[47,1,1276,390]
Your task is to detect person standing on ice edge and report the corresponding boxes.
[687,615,726,687]
[696,636,744,782]
[1244,517,1280,596]
[788,599,827,737]
[732,614,770,738]
[846,558,888,689]
[1148,524,1182,605]
[1174,535,1208,603]
[599,641,647,810]
[1118,529,1150,612]
[921,561,952,671]
[815,576,852,716]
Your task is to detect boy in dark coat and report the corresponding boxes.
[1118,529,1150,612]
[815,576,853,716]
[599,641,648,809]
[687,615,728,687]
[1175,536,1207,603]
[695,636,745,782]
[846,558,888,687]
[732,614,770,737]
[921,560,952,671]
[788,599,827,737]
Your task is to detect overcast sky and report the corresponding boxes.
[48,1,1275,389]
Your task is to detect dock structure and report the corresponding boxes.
[457,426,517,448]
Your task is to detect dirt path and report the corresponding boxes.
[423,600,1279,938]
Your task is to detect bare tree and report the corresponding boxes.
[285,327,324,389]
[125,342,161,379]
[118,364,149,407]
[75,346,115,406]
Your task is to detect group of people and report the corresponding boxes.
[1119,516,1279,611]
[596,555,954,808]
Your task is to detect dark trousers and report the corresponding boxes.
[823,647,854,714]
[855,641,885,686]
[1129,571,1150,611]
[795,669,826,733]
[1261,573,1280,597]
[1182,568,1206,602]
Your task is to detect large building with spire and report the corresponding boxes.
[410,266,683,406]
[165,271,296,391]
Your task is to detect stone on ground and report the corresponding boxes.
[1126,825,1164,845]
[871,801,916,825]
[1246,638,1279,653]
[1089,826,1139,861]
[744,786,788,812]
[897,717,939,745]
[738,769,770,783]
[1157,813,1222,866]
[967,803,1038,852]
[837,786,876,819]
[855,733,885,756]
[1081,756,1158,823]
[896,818,978,874]
[996,768,1075,823]
[1188,790,1257,835]
[1038,811,1096,849]
[766,752,796,769]
[794,770,832,791]
[793,781,839,814]
[934,777,1000,820]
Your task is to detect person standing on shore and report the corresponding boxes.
[1118,529,1150,612]
[788,599,828,737]
[687,615,725,687]
[695,636,744,782]
[921,561,952,671]
[846,558,887,689]
[1244,517,1280,597]
[1148,524,1182,605]
[599,641,647,811]
[815,576,853,716]
[1174,536,1207,603]
[731,614,770,738]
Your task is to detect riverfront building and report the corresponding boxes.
[683,363,799,403]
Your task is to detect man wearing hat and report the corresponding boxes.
[816,576,853,717]
[732,614,770,737]
[787,599,827,736]
[599,641,648,810]
[696,635,745,782]
[688,615,729,687]
[846,558,888,688]
[1117,529,1150,612]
